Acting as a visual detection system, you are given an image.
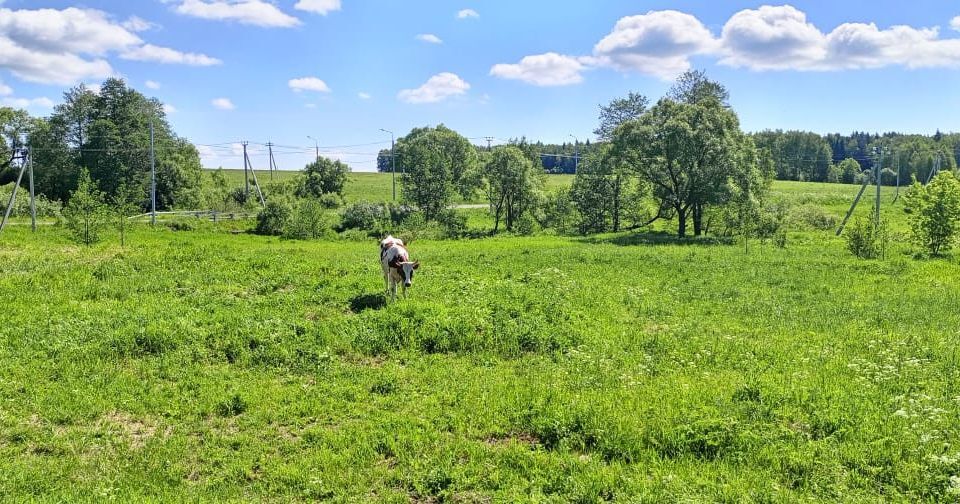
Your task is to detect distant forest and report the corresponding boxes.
[379,131,960,185]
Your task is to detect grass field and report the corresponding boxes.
[209,169,574,204]
[3,178,959,501]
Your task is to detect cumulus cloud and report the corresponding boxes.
[398,72,469,104]
[288,77,331,93]
[146,80,161,89]
[294,0,341,15]
[416,33,443,44]
[358,92,371,99]
[457,9,478,19]
[592,10,718,79]
[494,5,960,85]
[0,80,11,96]
[490,52,586,86]
[163,103,177,114]
[952,16,960,32]
[174,0,301,27]
[0,6,220,84]
[212,97,235,110]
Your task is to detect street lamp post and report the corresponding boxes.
[307,136,319,163]
[380,128,396,201]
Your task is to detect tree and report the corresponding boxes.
[396,125,480,221]
[485,145,542,232]
[838,158,861,184]
[594,92,649,141]
[64,169,107,245]
[298,156,349,198]
[112,181,141,247]
[668,69,730,107]
[611,96,752,237]
[904,172,960,256]
[0,107,32,186]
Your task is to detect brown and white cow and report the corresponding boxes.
[380,235,419,299]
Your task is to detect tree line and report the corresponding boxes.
[1,78,203,210]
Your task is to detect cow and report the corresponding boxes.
[380,235,419,300]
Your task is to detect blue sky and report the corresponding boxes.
[1,0,959,171]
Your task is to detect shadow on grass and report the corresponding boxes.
[349,293,386,313]
[580,230,735,247]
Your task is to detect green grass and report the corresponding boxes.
[3,191,960,501]
[0,176,947,501]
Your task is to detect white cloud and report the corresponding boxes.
[146,80,161,89]
[490,52,586,86]
[416,33,443,44]
[175,0,301,28]
[121,44,222,65]
[951,16,960,32]
[294,0,341,15]
[593,10,718,79]
[358,92,371,99]
[122,16,156,32]
[457,9,478,19]
[0,80,11,96]
[398,72,470,104]
[305,103,317,109]
[0,6,221,84]
[212,97,235,110]
[163,103,177,114]
[289,77,331,93]
[1,96,54,109]
[719,5,826,70]
[84,82,102,94]
[496,6,960,85]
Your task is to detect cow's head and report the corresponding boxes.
[398,261,419,288]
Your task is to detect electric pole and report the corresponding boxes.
[874,145,884,226]
[28,146,35,232]
[307,136,319,163]
[150,119,156,226]
[267,142,274,181]
[569,134,579,173]
[381,129,396,201]
[242,141,250,200]
[484,136,493,151]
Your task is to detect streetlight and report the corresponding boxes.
[380,128,396,201]
[307,135,319,163]
[568,134,579,173]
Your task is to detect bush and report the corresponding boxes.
[787,204,838,231]
[515,213,538,236]
[284,199,330,239]
[904,172,960,256]
[255,200,291,236]
[846,217,887,259]
[340,201,386,232]
[437,210,468,238]
[318,193,342,209]
[297,157,349,198]
[64,169,107,245]
[0,186,63,219]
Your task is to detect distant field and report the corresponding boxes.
[206,169,575,204]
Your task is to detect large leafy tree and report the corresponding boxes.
[485,145,542,232]
[904,171,960,256]
[297,156,349,198]
[396,125,480,220]
[612,96,755,237]
[0,107,32,186]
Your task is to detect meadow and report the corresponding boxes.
[2,176,960,501]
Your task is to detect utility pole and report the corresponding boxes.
[267,142,274,181]
[381,129,396,201]
[484,136,493,151]
[150,119,156,226]
[569,134,579,173]
[307,136,319,163]
[874,145,884,226]
[27,147,35,232]
[242,141,250,200]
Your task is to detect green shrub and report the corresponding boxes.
[787,204,838,231]
[846,217,887,259]
[340,201,385,231]
[63,169,107,245]
[904,172,960,256]
[255,200,291,236]
[284,199,330,239]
